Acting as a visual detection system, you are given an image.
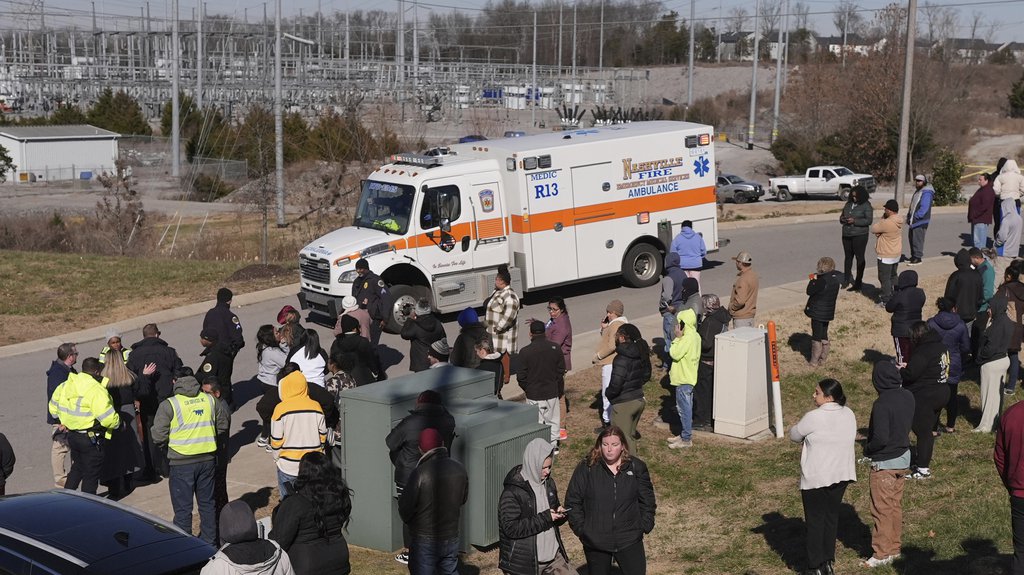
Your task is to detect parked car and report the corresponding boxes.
[458,134,486,143]
[0,490,215,574]
[768,165,876,202]
[716,174,765,204]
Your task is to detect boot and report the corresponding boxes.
[820,340,831,364]
[808,340,823,366]
[823,560,836,575]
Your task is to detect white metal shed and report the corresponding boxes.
[0,124,120,183]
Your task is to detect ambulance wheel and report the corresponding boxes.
[622,243,662,288]
[385,284,430,333]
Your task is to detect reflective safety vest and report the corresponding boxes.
[47,372,120,439]
[168,393,217,456]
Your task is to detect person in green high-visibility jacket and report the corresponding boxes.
[47,357,120,495]
[151,371,229,545]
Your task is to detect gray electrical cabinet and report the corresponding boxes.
[338,366,547,552]
[713,326,770,439]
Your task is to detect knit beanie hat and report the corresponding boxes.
[419,428,443,452]
[219,500,258,544]
[457,307,479,327]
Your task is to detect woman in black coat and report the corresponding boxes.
[899,321,951,480]
[606,324,651,454]
[565,426,656,575]
[498,438,571,575]
[269,452,352,575]
[804,256,842,367]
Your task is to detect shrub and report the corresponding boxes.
[1010,71,1024,118]
[931,148,965,206]
[192,173,236,202]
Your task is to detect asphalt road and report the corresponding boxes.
[1,212,972,493]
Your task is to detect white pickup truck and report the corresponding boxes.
[768,166,876,202]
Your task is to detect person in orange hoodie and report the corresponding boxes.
[270,365,326,499]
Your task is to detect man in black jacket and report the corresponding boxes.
[398,428,468,575]
[386,391,456,566]
[400,299,446,373]
[203,287,245,358]
[197,329,235,407]
[518,321,566,451]
[944,249,984,328]
[886,270,926,366]
[352,258,389,345]
[978,295,1014,433]
[127,323,183,480]
[863,361,915,568]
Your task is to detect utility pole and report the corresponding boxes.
[747,0,761,150]
[396,0,404,83]
[841,12,848,68]
[895,0,918,205]
[196,1,203,108]
[557,1,562,72]
[171,0,180,178]
[771,5,785,143]
[687,0,694,107]
[532,11,537,127]
[571,4,577,103]
[412,2,418,89]
[598,0,604,71]
[275,0,285,227]
[345,1,350,80]
[717,0,722,63]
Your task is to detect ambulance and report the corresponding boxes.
[297,120,720,331]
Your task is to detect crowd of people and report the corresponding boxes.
[32,172,1024,575]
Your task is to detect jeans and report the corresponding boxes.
[583,539,647,575]
[877,260,899,303]
[675,385,694,442]
[662,312,676,358]
[277,468,297,499]
[842,233,869,285]
[910,225,928,259]
[169,460,217,544]
[974,223,989,249]
[801,481,849,569]
[409,537,460,575]
[66,432,104,494]
[1011,495,1024,575]
[1009,352,1021,393]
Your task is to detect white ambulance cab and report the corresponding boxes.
[298,120,720,330]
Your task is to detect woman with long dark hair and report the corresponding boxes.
[900,321,951,479]
[839,185,873,291]
[256,324,287,450]
[607,324,651,453]
[269,452,352,575]
[287,328,327,387]
[565,426,656,575]
[789,379,857,575]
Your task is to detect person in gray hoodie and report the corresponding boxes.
[659,252,687,366]
[201,500,295,575]
[151,371,231,544]
[978,294,1014,432]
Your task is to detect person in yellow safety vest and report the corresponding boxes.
[47,357,120,495]
[151,370,229,545]
[98,330,131,365]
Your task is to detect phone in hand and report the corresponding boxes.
[560,507,572,512]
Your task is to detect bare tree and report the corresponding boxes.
[792,2,811,31]
[921,2,958,45]
[833,0,865,37]
[759,0,783,39]
[727,6,749,34]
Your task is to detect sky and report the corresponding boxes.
[6,0,1024,43]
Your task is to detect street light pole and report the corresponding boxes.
[747,0,761,150]
[275,0,285,227]
[687,0,694,107]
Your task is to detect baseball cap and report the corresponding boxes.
[529,320,546,335]
[732,251,753,264]
[914,174,926,182]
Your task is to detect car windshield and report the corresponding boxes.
[354,180,416,235]
[834,167,853,176]
[725,175,744,184]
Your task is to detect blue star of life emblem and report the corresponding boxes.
[693,156,710,177]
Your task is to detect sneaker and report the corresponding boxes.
[667,435,683,444]
[907,258,922,266]
[559,428,568,441]
[594,423,609,434]
[553,446,560,455]
[653,417,671,430]
[264,444,273,453]
[863,554,899,568]
[395,552,409,565]
[668,439,692,449]
[256,436,268,447]
[1006,388,1016,396]
[908,469,932,480]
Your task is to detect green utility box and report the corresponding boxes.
[338,366,547,552]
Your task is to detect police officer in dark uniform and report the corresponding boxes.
[197,329,234,407]
[352,259,389,345]
[203,287,244,399]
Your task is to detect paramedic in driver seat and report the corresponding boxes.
[352,259,388,346]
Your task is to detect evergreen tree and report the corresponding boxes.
[1009,71,1024,118]
[86,89,152,135]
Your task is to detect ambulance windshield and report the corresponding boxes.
[354,180,415,235]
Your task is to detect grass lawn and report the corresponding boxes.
[345,273,1015,574]
[0,249,295,345]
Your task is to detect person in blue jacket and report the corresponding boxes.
[670,220,706,287]
[906,174,934,265]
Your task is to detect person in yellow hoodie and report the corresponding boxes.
[667,309,701,449]
[48,357,120,494]
[271,364,327,498]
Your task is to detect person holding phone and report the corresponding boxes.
[565,426,656,575]
[498,438,572,575]
[804,257,842,367]
[839,185,873,290]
